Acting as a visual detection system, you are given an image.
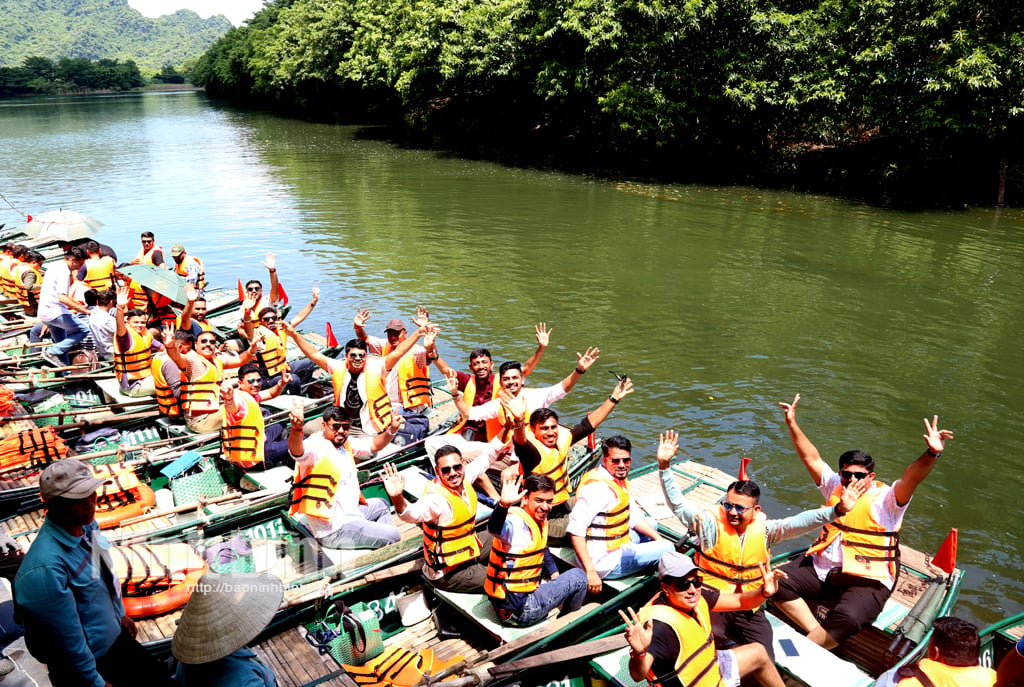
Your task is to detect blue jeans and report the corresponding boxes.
[604,535,675,579]
[508,568,588,627]
[317,498,401,550]
[43,314,89,363]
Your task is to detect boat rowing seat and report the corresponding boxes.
[431,588,557,644]
[549,546,649,594]
[765,611,875,687]
[94,378,136,405]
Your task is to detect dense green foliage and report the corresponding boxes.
[0,0,233,72]
[199,0,1024,205]
[0,57,146,96]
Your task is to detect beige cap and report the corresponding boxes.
[39,461,110,502]
[172,572,283,664]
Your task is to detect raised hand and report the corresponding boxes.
[618,607,653,655]
[242,292,258,313]
[657,430,679,469]
[262,252,276,271]
[160,324,175,346]
[412,306,430,328]
[289,398,305,429]
[220,380,235,404]
[116,285,131,308]
[923,415,953,455]
[499,471,526,508]
[280,370,292,388]
[837,474,870,515]
[576,346,600,372]
[424,324,439,348]
[310,284,320,302]
[445,369,460,395]
[280,320,297,337]
[779,393,801,423]
[758,561,789,597]
[390,413,405,435]
[184,282,198,303]
[498,389,527,424]
[610,376,634,401]
[535,322,551,347]
[353,308,371,328]
[381,463,405,499]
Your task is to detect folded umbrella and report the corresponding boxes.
[119,264,188,304]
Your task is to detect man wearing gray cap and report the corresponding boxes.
[170,243,206,295]
[619,551,785,687]
[14,461,174,687]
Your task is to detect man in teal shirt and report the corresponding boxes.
[14,461,173,687]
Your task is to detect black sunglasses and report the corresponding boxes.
[840,470,870,481]
[667,575,703,591]
[439,464,464,475]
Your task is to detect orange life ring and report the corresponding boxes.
[95,484,157,530]
[122,565,208,619]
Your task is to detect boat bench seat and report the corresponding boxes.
[549,546,649,593]
[94,378,137,405]
[432,588,556,644]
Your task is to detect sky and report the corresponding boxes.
[127,0,266,26]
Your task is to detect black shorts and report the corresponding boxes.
[774,555,891,643]
[711,606,775,661]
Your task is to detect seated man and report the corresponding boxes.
[773,394,953,648]
[78,240,115,291]
[656,429,868,659]
[287,404,402,549]
[382,423,513,592]
[87,289,116,361]
[113,285,162,396]
[485,473,588,627]
[510,375,633,541]
[170,244,205,295]
[620,552,785,687]
[875,616,996,687]
[220,363,298,470]
[153,328,193,418]
[13,249,44,317]
[236,252,280,338]
[243,305,316,395]
[569,435,674,594]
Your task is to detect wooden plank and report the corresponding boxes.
[489,635,628,677]
[485,601,601,663]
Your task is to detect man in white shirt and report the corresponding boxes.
[38,246,90,366]
[87,289,116,360]
[772,394,953,648]
[287,404,402,549]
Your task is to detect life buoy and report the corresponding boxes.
[95,483,156,529]
[122,566,208,618]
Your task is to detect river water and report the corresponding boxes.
[1,90,1022,628]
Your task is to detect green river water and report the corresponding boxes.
[1,90,1022,629]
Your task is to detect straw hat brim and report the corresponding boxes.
[172,572,283,664]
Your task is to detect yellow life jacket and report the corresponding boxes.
[91,463,147,511]
[525,426,573,506]
[395,352,431,409]
[421,479,480,570]
[113,328,154,383]
[895,658,996,687]
[247,295,272,327]
[484,506,547,600]
[82,256,115,290]
[805,481,900,582]
[695,507,770,599]
[180,355,224,414]
[132,245,163,266]
[173,255,205,290]
[447,374,502,439]
[14,263,41,311]
[578,468,631,552]
[151,353,180,416]
[130,246,163,309]
[221,389,265,469]
[0,256,15,296]
[289,447,348,522]
[331,362,392,433]
[255,326,289,377]
[639,600,726,687]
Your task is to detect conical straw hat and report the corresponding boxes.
[172,572,283,664]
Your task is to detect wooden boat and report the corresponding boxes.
[979,612,1024,684]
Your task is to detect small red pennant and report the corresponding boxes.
[931,527,957,574]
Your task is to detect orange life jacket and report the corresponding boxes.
[13,263,41,312]
[0,256,16,296]
[447,373,502,439]
[113,327,154,383]
[485,507,547,600]
[639,600,726,687]
[221,390,265,469]
[695,507,770,598]
[289,447,350,522]
[180,355,224,414]
[151,352,180,416]
[421,479,480,570]
[82,256,115,290]
[331,361,392,433]
[578,468,631,552]
[255,326,289,378]
[173,255,205,290]
[0,428,69,474]
[524,426,573,506]
[806,481,900,582]
[395,353,431,409]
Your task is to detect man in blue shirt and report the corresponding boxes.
[14,461,174,687]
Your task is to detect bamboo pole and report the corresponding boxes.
[10,398,154,421]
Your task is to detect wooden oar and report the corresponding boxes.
[486,635,628,678]
[11,398,154,421]
[51,409,162,432]
[68,434,191,461]
[113,491,250,528]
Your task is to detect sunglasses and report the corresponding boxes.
[324,422,350,433]
[438,464,464,476]
[197,338,217,345]
[840,470,870,481]
[141,240,154,245]
[347,353,366,360]
[668,575,703,591]
[241,377,262,386]
[261,316,278,323]
[608,457,632,465]
[721,502,752,514]
[246,286,262,292]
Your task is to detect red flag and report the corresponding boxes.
[277,283,289,306]
[739,456,751,481]
[931,528,957,574]
[26,215,32,223]
[325,322,338,348]
[237,278,244,302]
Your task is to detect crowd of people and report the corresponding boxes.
[2,232,1021,687]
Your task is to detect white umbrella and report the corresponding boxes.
[23,209,103,242]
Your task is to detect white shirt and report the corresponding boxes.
[291,431,374,538]
[37,261,73,322]
[468,384,568,422]
[567,466,644,567]
[812,465,909,589]
[88,308,116,359]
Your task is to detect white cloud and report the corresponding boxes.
[127,0,266,26]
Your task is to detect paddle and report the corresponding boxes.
[486,635,628,678]
[50,409,162,432]
[9,398,154,421]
